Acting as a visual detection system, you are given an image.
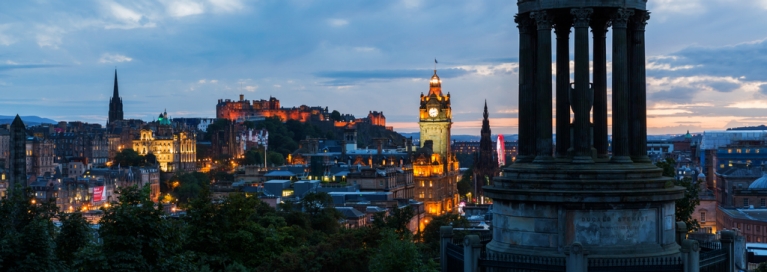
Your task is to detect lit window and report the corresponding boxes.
[737,149,742,153]
[728,149,732,153]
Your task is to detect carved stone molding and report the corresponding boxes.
[515,14,535,34]
[612,8,634,29]
[633,11,650,31]
[571,8,593,28]
[530,11,552,30]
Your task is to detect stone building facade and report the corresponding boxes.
[133,127,196,172]
[414,70,460,216]
[216,95,328,123]
[25,137,55,177]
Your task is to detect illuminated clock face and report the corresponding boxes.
[428,107,438,117]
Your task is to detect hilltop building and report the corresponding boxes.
[216,95,329,123]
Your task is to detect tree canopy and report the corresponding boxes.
[656,157,701,231]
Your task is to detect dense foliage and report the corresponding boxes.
[656,157,701,231]
[0,185,445,271]
[457,167,474,201]
[113,149,147,167]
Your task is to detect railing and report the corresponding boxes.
[478,252,566,272]
[699,248,727,270]
[446,242,464,272]
[588,256,683,272]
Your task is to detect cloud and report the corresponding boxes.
[0,24,16,46]
[706,81,740,93]
[353,47,377,52]
[165,1,205,17]
[198,79,206,83]
[647,38,767,82]
[315,68,470,86]
[649,0,705,15]
[207,0,243,12]
[101,1,156,29]
[0,64,66,72]
[99,53,133,63]
[328,18,348,27]
[245,85,257,92]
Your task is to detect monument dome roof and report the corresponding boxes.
[748,174,767,189]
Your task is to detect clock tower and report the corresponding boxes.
[414,69,459,217]
[419,70,452,157]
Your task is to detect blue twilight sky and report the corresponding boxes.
[2,0,767,135]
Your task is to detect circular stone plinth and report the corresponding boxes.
[484,162,684,258]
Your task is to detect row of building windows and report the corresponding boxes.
[720,160,754,168]
[743,198,767,207]
[727,148,762,154]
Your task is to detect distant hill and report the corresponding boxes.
[0,116,57,126]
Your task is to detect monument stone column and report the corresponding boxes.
[610,8,634,163]
[485,0,684,266]
[571,8,594,163]
[515,15,537,163]
[629,11,651,163]
[554,17,571,159]
[531,11,554,163]
[591,16,610,159]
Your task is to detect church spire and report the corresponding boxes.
[113,69,119,98]
[483,100,488,120]
[108,70,124,125]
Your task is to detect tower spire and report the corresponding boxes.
[483,100,489,119]
[108,69,124,125]
[113,69,119,98]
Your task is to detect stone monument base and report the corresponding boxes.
[484,162,684,258]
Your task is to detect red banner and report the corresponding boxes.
[93,186,105,202]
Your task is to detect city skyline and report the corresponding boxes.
[2,0,767,135]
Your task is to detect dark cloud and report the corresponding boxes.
[650,87,697,103]
[315,68,470,86]
[706,81,740,92]
[481,57,518,63]
[647,39,767,82]
[0,64,66,71]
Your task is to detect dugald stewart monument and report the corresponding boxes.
[485,0,685,261]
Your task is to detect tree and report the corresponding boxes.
[656,158,701,231]
[113,148,145,167]
[88,185,183,271]
[56,212,93,266]
[756,262,767,272]
[373,205,415,238]
[457,167,474,200]
[420,214,470,258]
[0,186,62,271]
[369,230,438,272]
[330,110,342,121]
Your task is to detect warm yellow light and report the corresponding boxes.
[31,199,36,204]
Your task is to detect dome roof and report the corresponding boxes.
[748,174,767,189]
[428,70,442,95]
